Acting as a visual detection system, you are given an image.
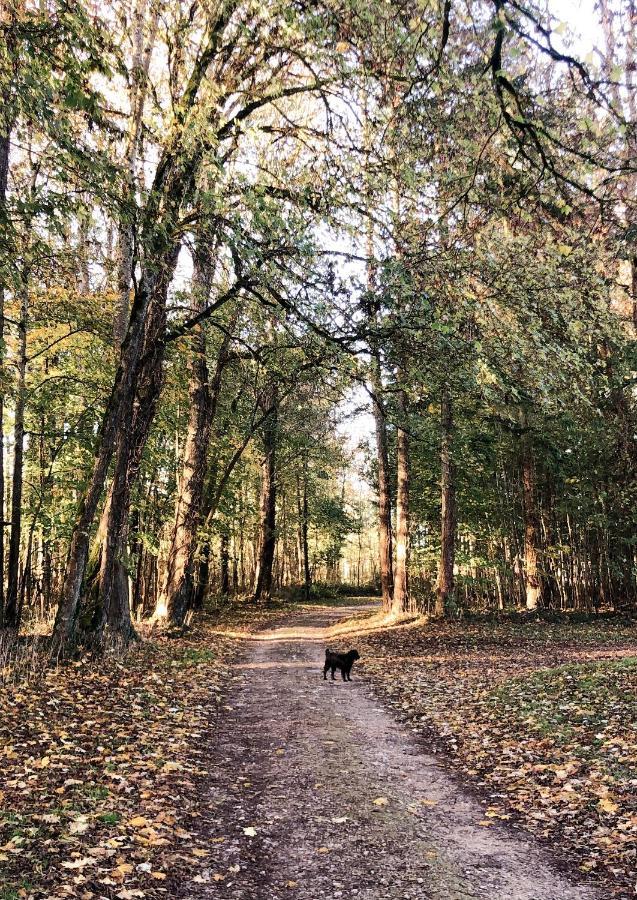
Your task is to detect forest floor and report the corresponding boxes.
[353,605,637,899]
[1,601,636,900]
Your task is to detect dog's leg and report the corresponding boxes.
[323,664,329,680]
[341,668,347,681]
[331,665,336,680]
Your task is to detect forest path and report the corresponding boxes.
[188,604,599,900]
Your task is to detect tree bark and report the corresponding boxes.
[253,383,278,603]
[5,283,28,628]
[295,471,303,583]
[157,292,233,624]
[220,531,230,596]
[93,241,184,647]
[302,454,311,601]
[157,253,216,624]
[435,386,456,617]
[371,356,394,611]
[0,123,9,624]
[52,256,171,652]
[393,385,410,615]
[521,427,542,611]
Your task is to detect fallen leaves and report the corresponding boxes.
[598,797,619,814]
[358,615,637,898]
[61,856,97,870]
[0,620,237,899]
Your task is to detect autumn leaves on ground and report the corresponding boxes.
[1,600,636,900]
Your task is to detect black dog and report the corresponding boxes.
[323,648,360,681]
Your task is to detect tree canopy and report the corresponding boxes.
[0,0,635,647]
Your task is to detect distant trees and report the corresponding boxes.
[0,0,634,648]
[347,0,636,616]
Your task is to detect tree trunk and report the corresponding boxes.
[371,356,394,611]
[435,386,456,617]
[521,427,541,611]
[393,385,410,615]
[301,452,311,601]
[295,471,304,583]
[5,284,28,628]
[253,383,278,603]
[156,278,233,624]
[192,541,210,611]
[93,241,185,647]
[220,532,230,596]
[158,255,214,624]
[0,123,9,624]
[52,255,173,653]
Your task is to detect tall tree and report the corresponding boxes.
[393,383,410,615]
[253,381,278,603]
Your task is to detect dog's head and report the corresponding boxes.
[349,649,361,662]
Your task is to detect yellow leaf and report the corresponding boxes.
[316,847,330,854]
[127,816,149,828]
[192,849,209,857]
[243,826,257,836]
[113,863,134,876]
[485,808,511,820]
[213,874,225,882]
[372,797,388,806]
[150,872,166,880]
[598,797,618,814]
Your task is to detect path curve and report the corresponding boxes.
[189,605,599,900]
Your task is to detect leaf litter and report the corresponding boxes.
[0,618,240,899]
[354,614,637,898]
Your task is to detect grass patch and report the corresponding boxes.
[492,656,637,774]
[175,647,216,666]
[99,811,120,825]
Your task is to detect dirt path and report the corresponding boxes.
[187,606,599,900]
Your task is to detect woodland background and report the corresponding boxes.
[2,2,637,897]
[0,0,635,643]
